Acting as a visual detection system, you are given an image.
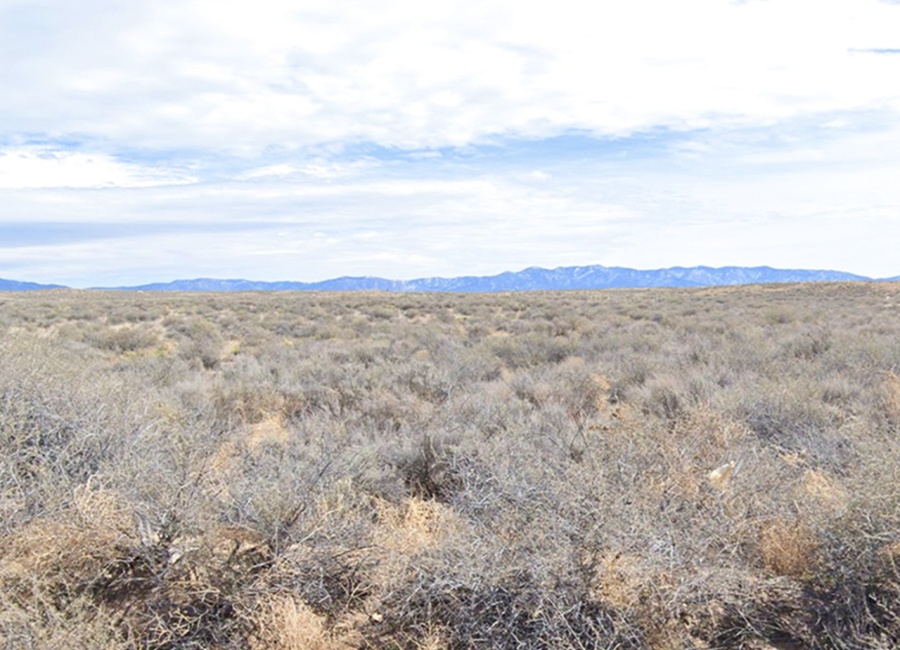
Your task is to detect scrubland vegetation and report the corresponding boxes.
[1,282,899,649]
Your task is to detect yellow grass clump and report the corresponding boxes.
[758,518,819,579]
[372,497,460,556]
[250,595,348,650]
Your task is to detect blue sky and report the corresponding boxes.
[1,0,899,287]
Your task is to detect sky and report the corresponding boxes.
[1,0,899,287]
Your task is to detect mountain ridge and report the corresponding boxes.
[2,265,892,292]
[97,264,877,291]
[0,278,67,291]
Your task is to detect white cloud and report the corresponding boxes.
[2,0,899,153]
[237,164,300,180]
[0,147,196,189]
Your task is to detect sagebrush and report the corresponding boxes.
[1,283,899,649]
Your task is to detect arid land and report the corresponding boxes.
[1,283,899,649]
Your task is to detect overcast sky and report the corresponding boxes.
[2,0,899,287]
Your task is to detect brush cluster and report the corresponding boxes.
[1,283,899,649]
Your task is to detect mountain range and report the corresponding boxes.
[0,278,67,291]
[2,265,897,292]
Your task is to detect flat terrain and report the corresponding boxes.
[1,283,899,649]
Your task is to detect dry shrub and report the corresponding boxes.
[366,497,465,604]
[585,551,815,647]
[253,484,379,620]
[201,415,291,500]
[0,494,137,648]
[536,356,609,422]
[359,390,432,435]
[408,624,450,650]
[250,594,345,650]
[89,323,161,353]
[169,525,273,588]
[758,518,819,578]
[0,487,133,601]
[216,384,289,425]
[582,550,695,649]
[4,284,900,648]
[587,551,666,614]
[71,483,134,530]
[798,469,848,514]
[244,416,291,450]
[99,521,274,648]
[671,570,814,649]
[372,497,460,557]
[265,542,375,625]
[0,518,116,591]
[391,434,462,501]
[642,381,683,425]
[0,499,270,649]
[367,571,628,650]
[590,372,613,408]
[0,593,127,650]
[676,405,750,452]
[881,370,900,423]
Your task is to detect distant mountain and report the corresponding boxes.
[97,277,408,292]
[0,278,67,291]
[102,265,875,292]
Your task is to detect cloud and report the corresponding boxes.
[0,147,196,189]
[236,159,377,181]
[1,0,899,285]
[3,0,900,155]
[850,47,900,54]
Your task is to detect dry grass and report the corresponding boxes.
[1,282,900,648]
[758,518,820,579]
[249,595,348,650]
[372,497,460,556]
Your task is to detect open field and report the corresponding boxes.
[1,283,899,649]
